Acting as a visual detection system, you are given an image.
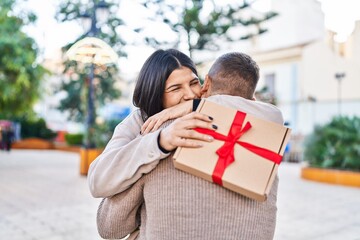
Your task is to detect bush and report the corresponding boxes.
[19,118,57,140]
[65,133,84,146]
[304,116,360,171]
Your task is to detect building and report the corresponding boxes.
[252,23,360,136]
[200,0,360,136]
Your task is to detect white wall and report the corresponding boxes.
[301,39,360,101]
[256,0,325,51]
[253,1,360,135]
[257,61,301,132]
[298,32,360,133]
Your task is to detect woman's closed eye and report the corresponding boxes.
[165,78,199,93]
[166,86,181,92]
[190,80,200,86]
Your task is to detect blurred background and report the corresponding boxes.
[0,0,359,239]
[2,0,360,155]
[1,0,360,152]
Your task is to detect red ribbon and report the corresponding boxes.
[194,111,283,186]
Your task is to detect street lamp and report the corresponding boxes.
[81,1,110,148]
[67,0,114,149]
[335,72,345,116]
[80,0,110,37]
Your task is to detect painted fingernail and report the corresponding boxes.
[212,124,218,130]
[208,116,213,120]
[207,136,214,141]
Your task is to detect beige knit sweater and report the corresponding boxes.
[97,95,283,240]
[98,156,279,240]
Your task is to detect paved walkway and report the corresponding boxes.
[0,150,359,240]
[275,162,360,240]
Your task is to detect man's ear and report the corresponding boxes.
[201,75,211,97]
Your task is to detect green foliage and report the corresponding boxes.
[58,63,121,122]
[304,116,360,171]
[93,119,121,148]
[57,69,85,122]
[65,133,84,146]
[0,0,47,119]
[142,0,278,61]
[18,118,57,140]
[56,0,126,56]
[55,0,122,123]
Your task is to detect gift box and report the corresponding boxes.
[173,99,291,201]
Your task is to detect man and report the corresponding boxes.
[97,52,284,240]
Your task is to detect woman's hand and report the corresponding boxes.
[141,100,193,134]
[158,112,217,152]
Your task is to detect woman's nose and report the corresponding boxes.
[183,86,196,100]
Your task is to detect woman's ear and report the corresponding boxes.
[201,75,211,97]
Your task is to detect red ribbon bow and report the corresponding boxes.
[195,111,283,186]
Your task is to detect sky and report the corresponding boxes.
[21,0,360,73]
[317,0,360,42]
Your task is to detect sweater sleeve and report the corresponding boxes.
[96,177,144,239]
[88,109,171,198]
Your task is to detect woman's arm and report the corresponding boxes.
[88,107,216,198]
[88,110,171,198]
[141,100,195,134]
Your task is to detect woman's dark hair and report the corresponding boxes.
[133,49,197,121]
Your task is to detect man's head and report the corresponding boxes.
[201,52,259,100]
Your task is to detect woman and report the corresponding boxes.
[88,49,215,198]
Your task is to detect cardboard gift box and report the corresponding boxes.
[173,99,291,201]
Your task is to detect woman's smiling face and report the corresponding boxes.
[162,67,201,109]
